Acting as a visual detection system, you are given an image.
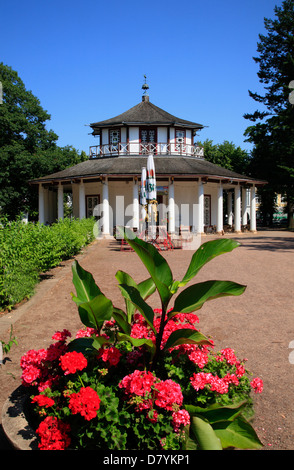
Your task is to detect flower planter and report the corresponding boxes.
[2,386,38,450]
[1,235,263,451]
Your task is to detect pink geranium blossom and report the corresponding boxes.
[251,377,263,393]
[154,379,183,410]
[172,409,190,432]
[119,370,156,396]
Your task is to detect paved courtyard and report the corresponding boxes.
[1,229,294,450]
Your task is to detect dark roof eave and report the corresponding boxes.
[28,155,266,186]
[29,173,266,185]
[90,121,204,130]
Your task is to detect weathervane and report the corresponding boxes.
[142,75,149,96]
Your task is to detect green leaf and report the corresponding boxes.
[190,416,222,450]
[137,277,156,300]
[118,284,156,333]
[171,280,246,315]
[179,239,241,288]
[115,271,156,322]
[183,433,198,450]
[112,307,131,334]
[71,260,101,304]
[164,328,213,350]
[118,226,173,305]
[67,336,108,355]
[116,271,156,299]
[117,332,156,357]
[213,417,263,449]
[77,293,113,330]
[185,401,247,423]
[115,271,137,322]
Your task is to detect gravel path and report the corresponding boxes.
[1,229,294,450]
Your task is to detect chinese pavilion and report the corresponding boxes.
[30,83,265,237]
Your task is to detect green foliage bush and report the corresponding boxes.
[0,217,95,310]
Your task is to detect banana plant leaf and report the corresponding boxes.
[71,260,102,304]
[118,284,156,333]
[116,270,155,323]
[117,226,173,305]
[190,416,222,450]
[170,280,246,316]
[176,239,241,290]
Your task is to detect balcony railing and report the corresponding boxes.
[89,142,204,159]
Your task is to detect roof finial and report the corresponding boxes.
[142,75,149,100]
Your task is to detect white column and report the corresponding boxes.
[197,180,204,234]
[102,177,110,236]
[57,182,64,220]
[234,184,241,232]
[242,187,248,226]
[250,185,257,232]
[79,181,86,219]
[168,178,175,234]
[38,183,45,224]
[217,182,223,233]
[132,178,139,231]
[227,191,233,226]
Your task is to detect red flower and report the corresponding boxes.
[220,348,238,365]
[46,341,68,362]
[172,409,190,432]
[32,395,55,408]
[100,346,121,366]
[154,379,183,410]
[119,370,156,397]
[21,364,41,385]
[75,327,99,338]
[60,351,87,375]
[20,348,47,368]
[251,377,263,393]
[147,409,158,423]
[69,386,101,421]
[52,329,71,342]
[36,416,71,450]
[190,372,232,395]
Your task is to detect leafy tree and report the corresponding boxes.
[0,63,87,219]
[199,139,250,175]
[244,0,294,227]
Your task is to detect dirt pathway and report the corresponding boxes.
[1,230,294,450]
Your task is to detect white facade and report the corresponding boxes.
[38,177,257,236]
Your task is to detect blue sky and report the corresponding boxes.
[0,0,283,154]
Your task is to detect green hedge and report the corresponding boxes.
[0,217,96,311]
